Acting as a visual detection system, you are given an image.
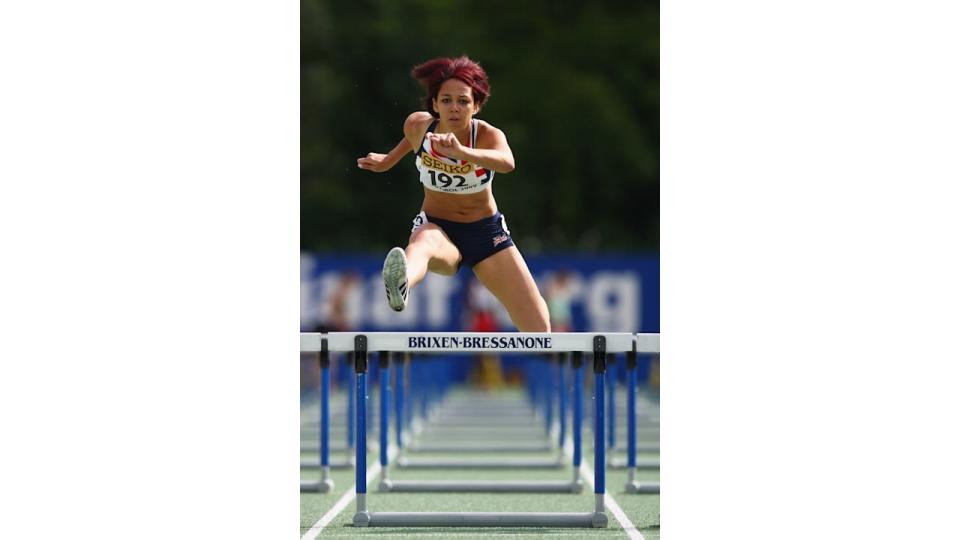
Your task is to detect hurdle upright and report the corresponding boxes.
[625,333,661,494]
[300,339,337,493]
[300,331,645,528]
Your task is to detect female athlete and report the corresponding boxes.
[357,56,550,332]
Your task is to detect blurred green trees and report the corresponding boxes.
[302,0,658,253]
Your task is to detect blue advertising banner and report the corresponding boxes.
[301,253,659,334]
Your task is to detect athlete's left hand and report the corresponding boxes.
[427,132,467,160]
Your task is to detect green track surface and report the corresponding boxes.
[301,387,659,538]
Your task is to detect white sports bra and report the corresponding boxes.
[414,119,494,194]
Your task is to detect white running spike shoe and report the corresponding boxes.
[382,247,409,312]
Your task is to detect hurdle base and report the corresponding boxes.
[379,479,584,493]
[300,459,353,470]
[407,443,554,453]
[299,479,335,493]
[396,457,564,470]
[353,511,371,527]
[592,511,609,528]
[615,445,660,453]
[363,511,608,528]
[625,481,660,494]
[608,458,660,470]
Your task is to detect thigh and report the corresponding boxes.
[408,222,461,276]
[472,246,550,332]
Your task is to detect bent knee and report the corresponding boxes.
[427,260,458,276]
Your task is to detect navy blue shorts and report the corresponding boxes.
[411,211,515,269]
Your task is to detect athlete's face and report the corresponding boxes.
[433,78,479,128]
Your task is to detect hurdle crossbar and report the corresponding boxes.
[380,479,582,494]
[395,456,564,469]
[607,458,661,470]
[625,481,661,494]
[303,332,658,528]
[406,442,554,453]
[301,331,641,353]
[299,457,353,470]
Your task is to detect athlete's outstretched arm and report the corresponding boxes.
[357,138,412,172]
[426,126,515,173]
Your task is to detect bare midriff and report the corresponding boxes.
[421,186,497,222]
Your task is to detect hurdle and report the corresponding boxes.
[299,339,337,492]
[393,353,564,471]
[302,332,657,528]
[625,333,661,494]
[389,355,566,481]
[300,345,360,492]
[606,378,660,468]
[391,349,609,493]
[596,350,660,472]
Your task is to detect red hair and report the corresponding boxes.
[411,56,491,117]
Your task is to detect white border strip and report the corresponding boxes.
[300,446,398,540]
[301,332,656,353]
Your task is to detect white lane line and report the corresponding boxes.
[300,446,398,540]
[564,440,645,540]
[580,461,645,540]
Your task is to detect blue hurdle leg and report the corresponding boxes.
[608,361,616,457]
[353,336,370,526]
[318,348,334,491]
[356,372,367,489]
[592,336,608,526]
[347,357,355,461]
[302,343,335,493]
[379,351,390,487]
[320,355,329,467]
[558,354,567,448]
[544,359,554,436]
[573,351,583,486]
[628,353,637,471]
[395,355,403,449]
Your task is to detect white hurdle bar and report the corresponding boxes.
[302,331,659,528]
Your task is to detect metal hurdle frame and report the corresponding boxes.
[387,343,612,494]
[300,338,336,492]
[385,353,570,492]
[395,353,561,469]
[301,332,655,528]
[607,346,661,472]
[403,385,556,454]
[380,354,558,492]
[393,364,564,471]
[625,333,661,494]
[300,343,356,492]
[606,345,660,469]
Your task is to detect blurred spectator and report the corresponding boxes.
[463,277,505,389]
[329,271,362,332]
[649,356,660,395]
[307,271,363,393]
[544,269,578,332]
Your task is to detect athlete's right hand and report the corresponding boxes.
[357,153,390,172]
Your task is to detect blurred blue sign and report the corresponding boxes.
[301,253,659,334]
